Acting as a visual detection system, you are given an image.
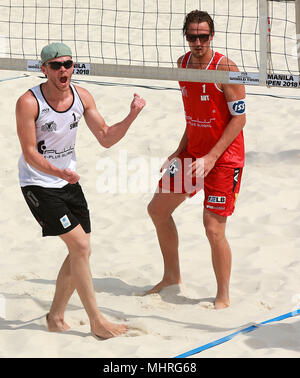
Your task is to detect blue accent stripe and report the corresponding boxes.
[174,308,300,358]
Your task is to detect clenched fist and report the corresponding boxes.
[130,93,146,115]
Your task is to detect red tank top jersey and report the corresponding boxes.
[179,51,245,167]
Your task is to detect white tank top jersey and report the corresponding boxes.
[18,83,85,188]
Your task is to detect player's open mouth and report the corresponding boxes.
[60,77,67,83]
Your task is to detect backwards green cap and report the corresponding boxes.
[41,42,72,65]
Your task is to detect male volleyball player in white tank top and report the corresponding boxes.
[147,11,246,309]
[16,42,145,338]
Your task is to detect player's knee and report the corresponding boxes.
[147,200,156,218]
[204,224,225,244]
[75,243,91,260]
[147,200,166,223]
[68,237,91,260]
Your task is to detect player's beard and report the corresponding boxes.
[190,46,213,69]
[191,45,210,60]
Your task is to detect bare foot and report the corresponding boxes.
[46,313,71,332]
[214,297,230,310]
[91,317,127,340]
[144,278,182,295]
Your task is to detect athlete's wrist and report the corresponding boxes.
[174,146,185,156]
[206,150,219,162]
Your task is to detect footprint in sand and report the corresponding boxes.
[199,301,214,309]
[124,320,149,337]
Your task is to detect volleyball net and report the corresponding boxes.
[0,0,299,87]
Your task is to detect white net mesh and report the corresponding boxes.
[0,0,298,85]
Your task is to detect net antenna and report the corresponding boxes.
[295,0,300,73]
[0,0,298,88]
[259,0,271,85]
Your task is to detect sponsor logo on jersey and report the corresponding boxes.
[208,195,226,204]
[37,140,47,154]
[37,140,74,158]
[41,108,50,115]
[206,204,225,210]
[60,215,71,229]
[232,100,245,114]
[233,168,241,192]
[41,120,57,132]
[186,115,215,128]
[167,159,179,178]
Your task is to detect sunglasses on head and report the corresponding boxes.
[46,60,74,70]
[185,34,211,43]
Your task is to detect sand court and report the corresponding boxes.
[1,0,300,358]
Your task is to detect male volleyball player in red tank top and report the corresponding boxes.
[146,10,246,309]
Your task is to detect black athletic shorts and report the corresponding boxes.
[21,183,91,237]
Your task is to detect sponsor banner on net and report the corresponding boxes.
[27,59,41,72]
[26,60,90,75]
[73,63,90,75]
[266,73,299,88]
[228,71,299,88]
[228,71,259,85]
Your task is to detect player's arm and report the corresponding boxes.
[209,57,246,162]
[77,86,145,148]
[190,58,246,178]
[16,91,79,183]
